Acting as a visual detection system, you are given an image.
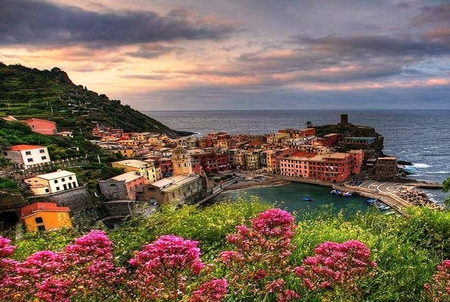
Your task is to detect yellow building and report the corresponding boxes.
[20,202,72,232]
[112,159,161,184]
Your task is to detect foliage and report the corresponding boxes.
[0,178,19,191]
[12,228,80,261]
[5,200,450,301]
[109,196,271,264]
[443,177,450,207]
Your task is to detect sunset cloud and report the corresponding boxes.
[0,0,449,110]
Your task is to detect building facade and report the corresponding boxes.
[21,202,72,232]
[25,170,79,195]
[24,118,57,135]
[99,171,145,200]
[5,145,51,169]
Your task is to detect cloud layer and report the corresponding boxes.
[1,0,449,110]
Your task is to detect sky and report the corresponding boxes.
[1,0,450,110]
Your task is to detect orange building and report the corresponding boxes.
[24,118,57,135]
[21,202,72,232]
[279,151,362,183]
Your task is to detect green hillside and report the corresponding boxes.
[0,63,190,137]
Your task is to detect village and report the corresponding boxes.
[0,114,430,233]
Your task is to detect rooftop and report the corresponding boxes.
[21,202,70,218]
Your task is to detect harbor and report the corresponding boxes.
[218,172,444,215]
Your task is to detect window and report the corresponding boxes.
[25,151,31,155]
[38,225,46,232]
[41,156,47,160]
[63,184,67,190]
[45,188,49,193]
[35,217,44,224]
[39,149,45,153]
[69,176,72,180]
[56,187,60,191]
[61,178,65,182]
[54,180,58,183]
[27,158,33,162]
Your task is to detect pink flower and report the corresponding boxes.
[295,240,376,292]
[128,235,205,300]
[189,279,228,302]
[425,259,450,300]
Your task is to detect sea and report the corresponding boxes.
[145,109,450,208]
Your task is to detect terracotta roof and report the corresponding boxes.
[291,151,316,158]
[21,202,70,218]
[10,145,45,151]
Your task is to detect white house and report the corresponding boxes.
[5,145,51,169]
[24,170,79,195]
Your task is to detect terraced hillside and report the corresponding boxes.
[0,63,190,137]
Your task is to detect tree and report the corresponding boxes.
[306,121,313,128]
[443,177,450,207]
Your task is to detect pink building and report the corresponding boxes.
[24,118,57,135]
[99,171,145,200]
[279,151,362,183]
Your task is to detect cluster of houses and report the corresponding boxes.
[2,114,390,233]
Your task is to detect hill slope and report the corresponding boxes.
[0,63,190,137]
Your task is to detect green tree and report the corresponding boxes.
[443,177,450,207]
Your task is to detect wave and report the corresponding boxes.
[412,163,431,168]
[425,171,449,174]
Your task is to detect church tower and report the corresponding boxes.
[171,146,193,175]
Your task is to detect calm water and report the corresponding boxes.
[146,109,450,203]
[219,182,373,215]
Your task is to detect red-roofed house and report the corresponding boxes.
[24,118,57,135]
[21,202,72,232]
[5,145,51,169]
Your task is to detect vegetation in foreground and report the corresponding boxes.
[2,196,450,301]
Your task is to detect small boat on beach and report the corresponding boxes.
[330,189,352,197]
[365,198,377,205]
[302,197,313,201]
[376,204,391,211]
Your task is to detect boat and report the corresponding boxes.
[397,164,418,175]
[302,197,313,201]
[330,189,352,197]
[365,198,377,205]
[377,204,391,211]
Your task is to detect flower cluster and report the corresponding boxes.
[0,230,124,302]
[424,259,450,301]
[295,240,376,292]
[219,208,299,301]
[128,235,205,301]
[0,208,382,302]
[189,278,228,302]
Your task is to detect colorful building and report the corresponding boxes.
[99,171,145,200]
[24,118,57,135]
[21,202,72,232]
[112,159,161,184]
[24,170,79,195]
[5,145,51,169]
[279,151,363,183]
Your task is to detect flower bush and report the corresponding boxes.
[425,259,450,301]
[294,240,376,295]
[219,208,300,301]
[0,207,383,302]
[127,234,206,301]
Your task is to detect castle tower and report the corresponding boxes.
[340,114,349,125]
[171,146,193,175]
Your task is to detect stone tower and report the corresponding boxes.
[171,146,193,175]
